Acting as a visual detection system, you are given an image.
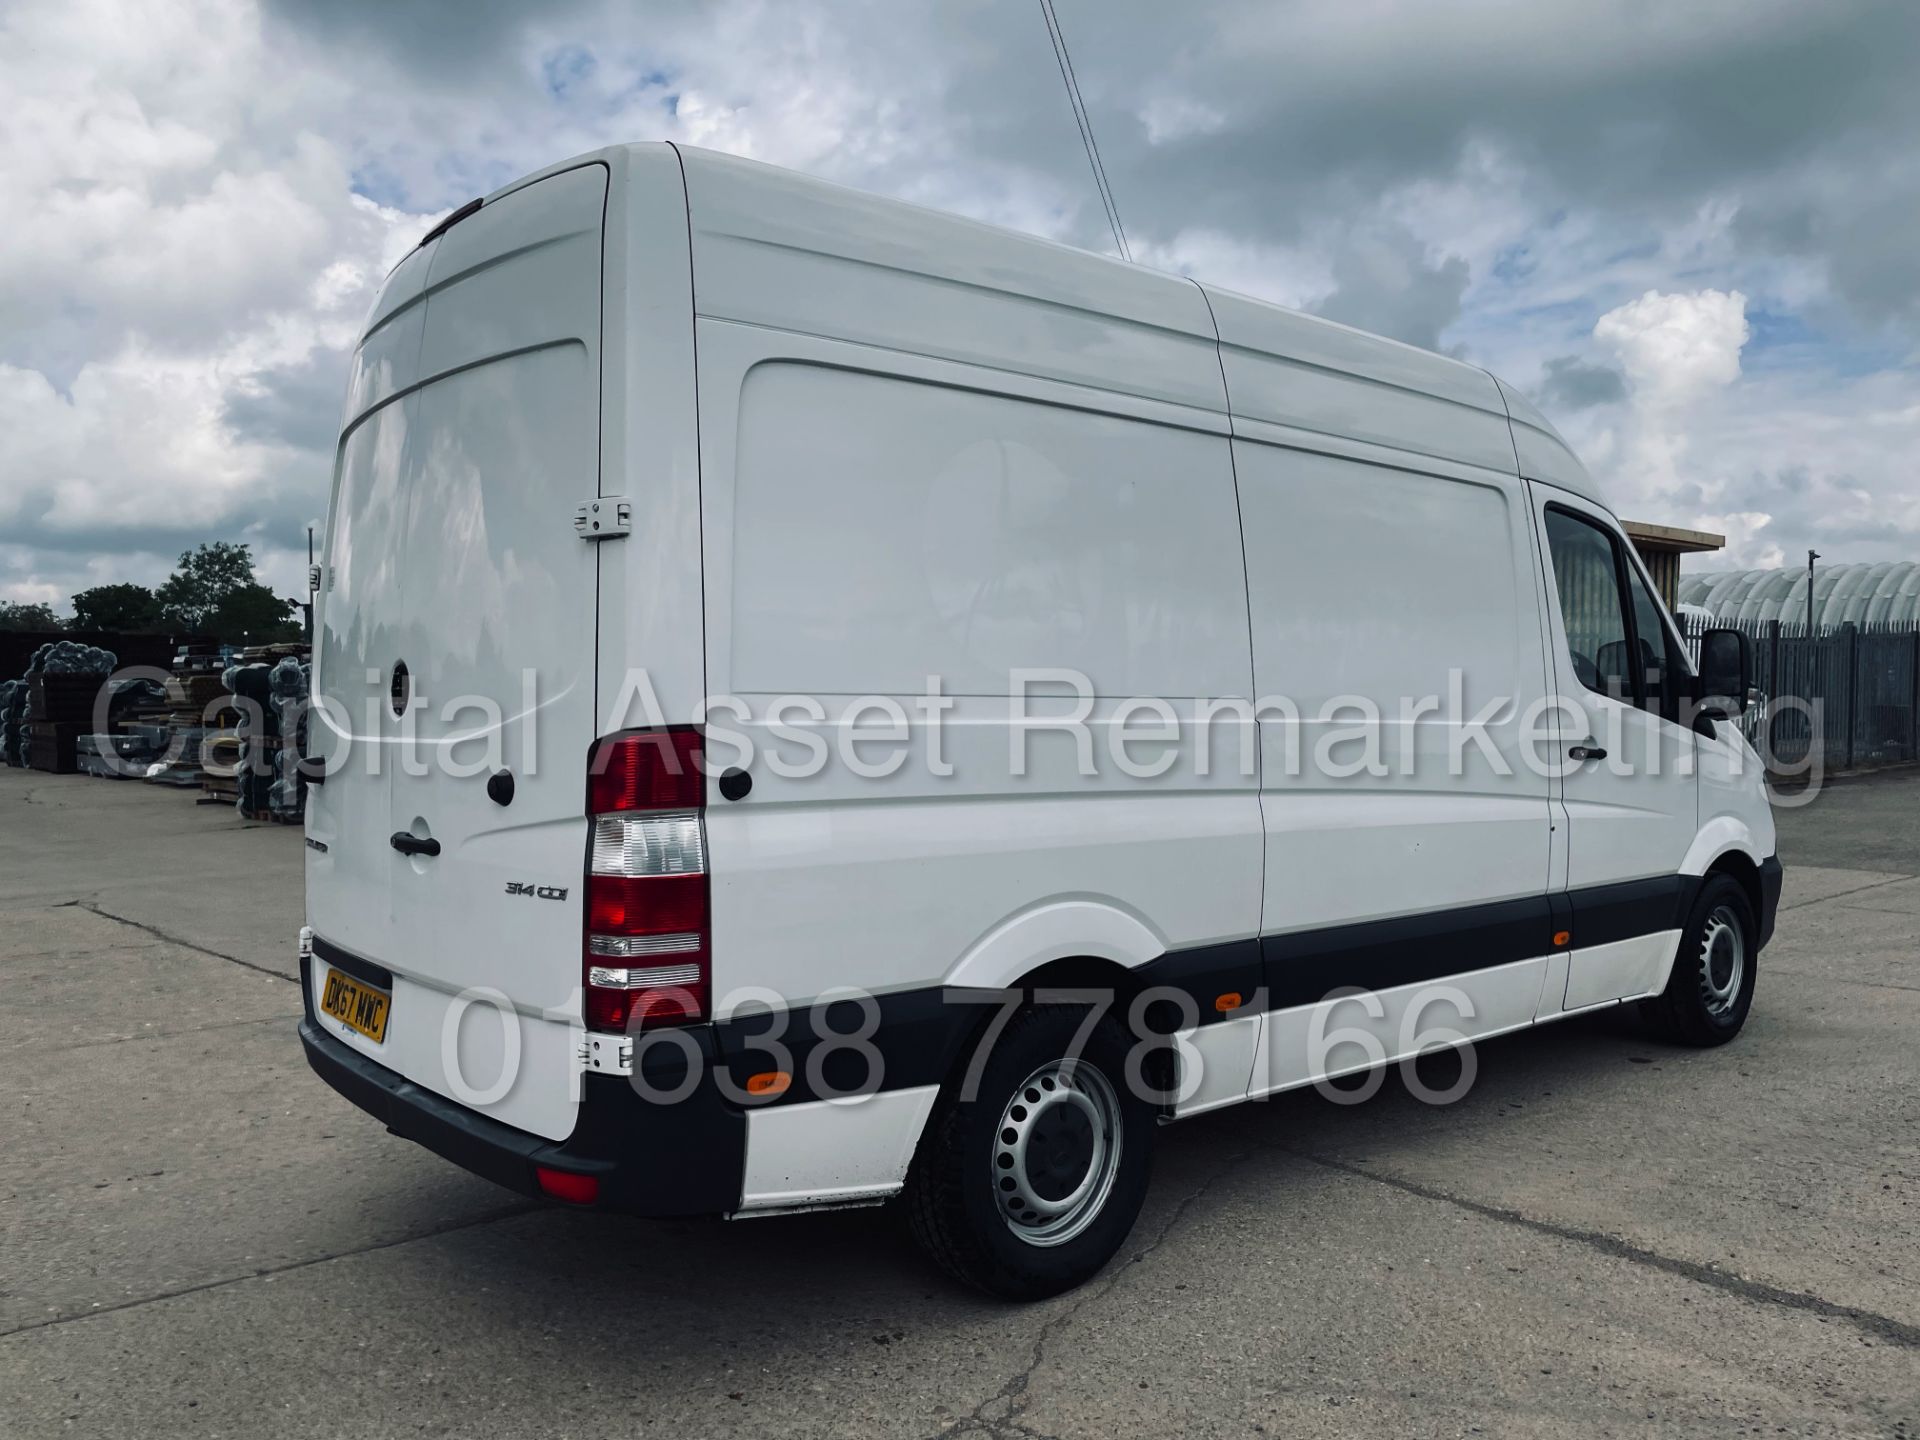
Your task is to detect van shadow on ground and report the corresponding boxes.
[401,1002,1673,1343]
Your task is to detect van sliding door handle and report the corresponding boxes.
[1568,745,1607,762]
[390,832,441,857]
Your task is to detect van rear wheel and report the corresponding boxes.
[1641,873,1758,1046]
[905,1004,1154,1299]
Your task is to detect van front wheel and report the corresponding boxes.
[1641,873,1758,1046]
[906,1005,1154,1299]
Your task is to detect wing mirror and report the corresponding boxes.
[1694,628,1752,726]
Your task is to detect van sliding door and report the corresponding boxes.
[1235,442,1559,1091]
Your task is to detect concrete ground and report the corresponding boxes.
[1,765,1915,1439]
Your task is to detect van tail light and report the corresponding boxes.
[585,728,708,1030]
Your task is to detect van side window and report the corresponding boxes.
[1544,508,1634,702]
[1623,557,1689,720]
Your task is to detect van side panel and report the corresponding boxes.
[675,159,1265,1202]
[725,362,1249,699]
[691,326,1263,998]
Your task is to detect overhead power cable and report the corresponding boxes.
[1039,0,1131,262]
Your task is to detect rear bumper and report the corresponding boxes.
[299,955,746,1216]
[1757,854,1784,950]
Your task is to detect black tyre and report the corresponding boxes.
[1641,873,1758,1046]
[905,1004,1155,1300]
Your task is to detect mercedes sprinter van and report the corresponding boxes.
[299,143,1781,1298]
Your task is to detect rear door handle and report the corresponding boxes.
[390,832,441,857]
[1568,745,1607,762]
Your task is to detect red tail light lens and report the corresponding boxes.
[584,729,709,1032]
[587,873,708,935]
[585,973,706,1030]
[588,727,704,814]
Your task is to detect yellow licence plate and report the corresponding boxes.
[321,968,391,1044]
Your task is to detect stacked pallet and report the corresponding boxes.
[77,727,170,778]
[199,732,246,805]
[218,645,312,819]
[77,672,176,778]
[146,667,228,788]
[235,640,309,667]
[0,679,25,767]
[28,670,113,775]
[172,641,224,674]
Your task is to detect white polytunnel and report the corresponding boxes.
[1679,561,1920,628]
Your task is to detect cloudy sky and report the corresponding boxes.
[3,0,1918,612]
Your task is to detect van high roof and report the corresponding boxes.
[452,140,1602,508]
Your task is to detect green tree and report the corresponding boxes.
[209,583,300,643]
[0,601,64,632]
[156,542,265,634]
[70,582,164,633]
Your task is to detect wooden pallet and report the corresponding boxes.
[165,674,228,709]
[28,728,80,774]
[28,674,111,724]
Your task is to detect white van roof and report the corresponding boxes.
[471,141,1604,507]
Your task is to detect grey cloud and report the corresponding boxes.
[1050,3,1920,341]
[263,0,560,80]
[4,480,320,565]
[1538,356,1627,412]
[256,0,1920,343]
[1819,188,1920,328]
[1309,225,1469,351]
[1696,462,1919,568]
[11,0,1920,612]
[223,349,352,456]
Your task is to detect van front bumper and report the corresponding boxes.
[1757,854,1784,950]
[299,955,746,1216]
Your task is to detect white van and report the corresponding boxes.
[300,143,1781,1299]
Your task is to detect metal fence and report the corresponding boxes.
[1678,614,1920,773]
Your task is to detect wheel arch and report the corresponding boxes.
[1703,849,1764,931]
[941,898,1168,993]
[1681,819,1767,932]
[934,901,1190,1120]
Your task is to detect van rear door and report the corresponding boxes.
[306,247,427,983]
[309,163,608,1142]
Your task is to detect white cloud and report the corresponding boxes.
[1594,288,1750,404]
[0,0,432,615]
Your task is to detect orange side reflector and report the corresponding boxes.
[746,1071,791,1097]
[1553,930,1571,947]
[1214,992,1244,1013]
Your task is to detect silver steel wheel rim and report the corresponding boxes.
[992,1059,1123,1248]
[1698,904,1746,1019]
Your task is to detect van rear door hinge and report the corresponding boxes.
[582,1032,632,1075]
[574,498,632,540]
